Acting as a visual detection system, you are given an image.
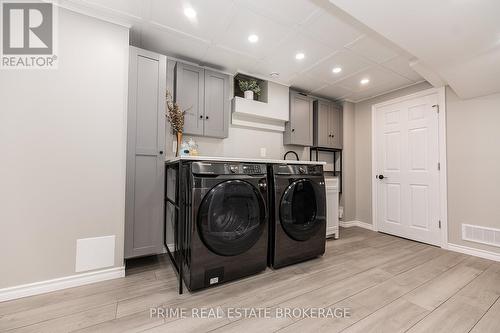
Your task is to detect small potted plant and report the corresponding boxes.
[238,78,261,100]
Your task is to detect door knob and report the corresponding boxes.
[378,175,385,180]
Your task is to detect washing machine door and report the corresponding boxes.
[197,179,266,256]
[280,178,323,241]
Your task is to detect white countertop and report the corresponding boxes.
[165,155,326,165]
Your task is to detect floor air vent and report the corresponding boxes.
[462,224,500,248]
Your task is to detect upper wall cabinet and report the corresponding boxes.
[175,62,230,138]
[284,91,313,146]
[313,100,343,149]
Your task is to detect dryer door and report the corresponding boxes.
[280,179,323,241]
[197,179,266,256]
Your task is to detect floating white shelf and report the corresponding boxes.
[231,81,289,132]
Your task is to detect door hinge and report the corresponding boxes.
[432,104,440,113]
[438,162,441,171]
[438,220,442,229]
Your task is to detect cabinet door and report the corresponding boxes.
[175,62,204,136]
[330,105,342,148]
[204,69,230,138]
[289,92,313,146]
[125,47,166,258]
[316,100,330,147]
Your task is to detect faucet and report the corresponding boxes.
[283,151,299,161]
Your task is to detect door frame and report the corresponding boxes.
[371,87,448,248]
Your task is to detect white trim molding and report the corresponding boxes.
[448,243,500,263]
[0,266,125,302]
[371,87,448,248]
[340,220,374,231]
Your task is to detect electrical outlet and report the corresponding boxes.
[260,148,266,157]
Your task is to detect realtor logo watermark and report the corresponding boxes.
[1,0,58,69]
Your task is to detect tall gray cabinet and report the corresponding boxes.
[284,91,313,146]
[175,62,230,138]
[125,47,166,259]
[313,99,342,149]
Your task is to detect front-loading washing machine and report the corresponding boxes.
[269,163,326,268]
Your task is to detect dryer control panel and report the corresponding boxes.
[191,162,266,175]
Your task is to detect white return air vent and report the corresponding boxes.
[462,224,500,248]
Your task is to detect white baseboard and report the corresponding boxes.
[0,266,125,302]
[447,243,500,263]
[340,220,374,231]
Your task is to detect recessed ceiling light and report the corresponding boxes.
[295,52,305,60]
[183,7,197,19]
[248,34,259,43]
[360,78,370,85]
[332,67,342,74]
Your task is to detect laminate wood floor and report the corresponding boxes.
[2,227,500,333]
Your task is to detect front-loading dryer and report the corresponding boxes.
[269,163,326,268]
[182,161,268,291]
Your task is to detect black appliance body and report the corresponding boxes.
[269,164,326,268]
[182,161,268,291]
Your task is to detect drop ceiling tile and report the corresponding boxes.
[338,66,412,93]
[381,56,423,82]
[139,23,211,61]
[80,0,144,19]
[306,50,372,85]
[236,0,319,27]
[200,45,259,74]
[289,73,329,93]
[255,32,334,81]
[215,9,291,59]
[346,36,399,64]
[150,0,235,41]
[312,84,353,99]
[302,11,363,49]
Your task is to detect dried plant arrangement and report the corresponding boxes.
[165,90,185,133]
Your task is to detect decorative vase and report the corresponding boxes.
[176,132,183,157]
[244,90,254,100]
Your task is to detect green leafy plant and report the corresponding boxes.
[238,79,261,96]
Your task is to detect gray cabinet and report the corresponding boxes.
[125,47,166,259]
[175,62,204,136]
[175,62,230,138]
[314,99,343,149]
[284,91,313,146]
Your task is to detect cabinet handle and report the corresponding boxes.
[199,115,203,119]
[159,151,163,155]
[205,116,209,120]
[292,128,295,132]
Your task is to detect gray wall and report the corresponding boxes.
[0,9,129,288]
[341,101,356,221]
[446,87,500,253]
[351,82,500,254]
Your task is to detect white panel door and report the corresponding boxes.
[375,93,441,246]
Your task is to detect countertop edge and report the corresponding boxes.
[164,156,327,165]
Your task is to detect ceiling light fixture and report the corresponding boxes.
[360,78,370,85]
[332,67,342,74]
[183,7,197,19]
[295,52,305,60]
[248,34,259,43]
